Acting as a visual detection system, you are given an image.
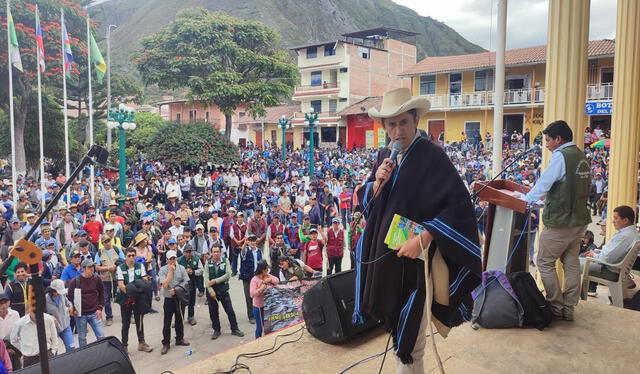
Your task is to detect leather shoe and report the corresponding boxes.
[138,342,153,352]
[188,318,197,326]
[160,345,169,355]
[231,329,245,337]
[211,330,221,340]
[176,339,190,346]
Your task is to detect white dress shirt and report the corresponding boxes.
[10,312,58,357]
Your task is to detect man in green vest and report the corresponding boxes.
[116,247,153,353]
[177,247,203,325]
[203,245,244,340]
[524,120,591,321]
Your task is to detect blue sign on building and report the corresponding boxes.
[585,101,612,115]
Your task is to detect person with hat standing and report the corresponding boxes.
[67,258,105,347]
[207,209,224,236]
[203,245,244,340]
[247,208,267,249]
[133,231,160,302]
[326,218,345,275]
[191,223,210,256]
[228,210,246,277]
[83,212,104,248]
[158,250,190,355]
[267,214,284,247]
[56,211,78,248]
[116,247,154,353]
[239,235,262,324]
[284,213,301,258]
[301,228,324,275]
[45,279,75,352]
[60,250,83,283]
[177,246,203,325]
[95,234,125,326]
[355,87,482,372]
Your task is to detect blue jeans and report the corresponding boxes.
[529,231,537,262]
[75,312,105,347]
[103,281,114,319]
[148,268,158,296]
[252,306,264,339]
[58,325,75,352]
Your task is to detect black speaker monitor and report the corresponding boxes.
[15,336,135,374]
[302,270,379,344]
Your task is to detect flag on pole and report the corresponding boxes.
[62,20,73,77]
[35,8,45,73]
[8,10,23,72]
[89,33,106,84]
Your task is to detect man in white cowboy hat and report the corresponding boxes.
[354,88,481,373]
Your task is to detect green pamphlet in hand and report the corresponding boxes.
[384,214,426,249]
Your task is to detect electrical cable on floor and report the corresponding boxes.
[213,325,306,374]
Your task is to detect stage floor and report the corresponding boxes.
[175,300,639,374]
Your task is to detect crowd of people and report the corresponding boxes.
[0,124,614,370]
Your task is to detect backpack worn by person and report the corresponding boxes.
[471,270,524,329]
[508,271,553,330]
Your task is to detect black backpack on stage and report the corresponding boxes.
[508,271,552,330]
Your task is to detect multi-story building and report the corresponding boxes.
[283,27,417,149]
[401,39,615,142]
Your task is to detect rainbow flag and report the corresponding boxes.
[35,7,45,73]
[62,20,73,77]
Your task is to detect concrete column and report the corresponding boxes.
[606,0,640,239]
[543,0,590,164]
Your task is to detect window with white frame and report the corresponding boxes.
[419,75,436,95]
[449,73,462,94]
[357,46,370,59]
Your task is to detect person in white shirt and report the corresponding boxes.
[10,306,58,368]
[168,216,185,239]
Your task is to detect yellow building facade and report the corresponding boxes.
[402,40,615,144]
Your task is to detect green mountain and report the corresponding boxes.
[89,0,484,96]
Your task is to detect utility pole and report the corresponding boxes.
[106,24,117,152]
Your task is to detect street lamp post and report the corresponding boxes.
[278,115,291,160]
[304,109,319,175]
[106,24,117,152]
[107,104,136,206]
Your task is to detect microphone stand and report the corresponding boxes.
[0,145,108,374]
[471,145,539,204]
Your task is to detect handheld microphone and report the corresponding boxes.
[379,141,403,184]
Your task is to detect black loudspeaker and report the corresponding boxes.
[15,336,135,374]
[302,270,379,344]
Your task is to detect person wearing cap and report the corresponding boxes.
[61,250,83,283]
[34,224,60,252]
[239,185,256,219]
[203,245,244,340]
[298,215,313,245]
[267,214,285,247]
[5,218,26,248]
[45,279,75,352]
[229,210,246,277]
[269,232,291,277]
[99,223,122,250]
[301,228,324,274]
[239,235,262,324]
[0,291,21,369]
[277,256,316,282]
[177,246,203,325]
[115,247,153,353]
[95,234,125,326]
[354,88,482,372]
[284,214,301,258]
[5,262,30,317]
[326,218,345,275]
[158,250,191,354]
[22,212,37,233]
[207,227,227,255]
[207,209,223,237]
[67,258,105,347]
[247,209,267,248]
[191,223,210,256]
[56,211,78,248]
[82,211,104,247]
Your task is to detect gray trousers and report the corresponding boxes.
[537,225,587,316]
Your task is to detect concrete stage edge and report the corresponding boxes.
[175,301,640,374]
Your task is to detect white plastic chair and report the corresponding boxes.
[580,240,640,307]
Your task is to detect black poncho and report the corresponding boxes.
[354,136,481,363]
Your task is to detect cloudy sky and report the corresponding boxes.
[393,0,617,51]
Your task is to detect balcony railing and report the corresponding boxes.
[587,83,613,101]
[295,81,339,92]
[293,111,340,119]
[426,88,542,109]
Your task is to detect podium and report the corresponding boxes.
[473,180,532,273]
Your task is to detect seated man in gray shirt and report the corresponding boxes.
[158,250,191,355]
[581,205,639,296]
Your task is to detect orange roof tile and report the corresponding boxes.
[402,39,615,76]
[338,97,382,116]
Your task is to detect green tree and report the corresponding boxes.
[133,9,298,139]
[146,121,240,166]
